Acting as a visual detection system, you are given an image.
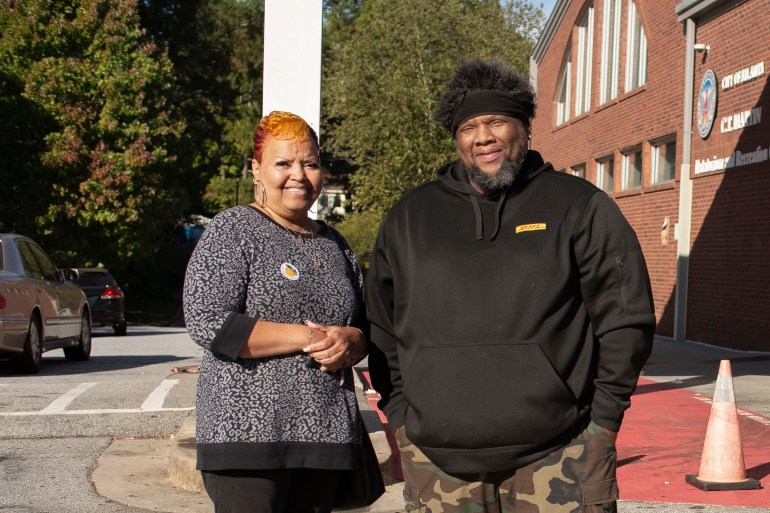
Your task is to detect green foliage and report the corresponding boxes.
[139,0,264,214]
[203,176,254,213]
[0,65,55,236]
[322,0,361,59]
[0,0,183,270]
[323,0,542,217]
[333,209,381,273]
[502,0,547,44]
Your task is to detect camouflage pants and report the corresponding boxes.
[395,422,618,513]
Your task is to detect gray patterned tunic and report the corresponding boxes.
[183,205,365,471]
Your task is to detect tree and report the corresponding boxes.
[139,0,265,215]
[0,65,56,236]
[203,176,253,213]
[208,0,265,208]
[503,0,547,45]
[323,0,543,262]
[0,0,183,269]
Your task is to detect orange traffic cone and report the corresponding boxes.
[686,360,761,490]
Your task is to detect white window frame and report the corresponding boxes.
[651,138,676,184]
[571,163,586,178]
[596,157,614,193]
[600,0,621,103]
[575,6,594,116]
[556,50,572,125]
[621,147,643,190]
[625,0,647,92]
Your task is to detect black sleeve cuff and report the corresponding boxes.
[210,312,258,360]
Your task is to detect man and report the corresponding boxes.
[366,59,655,513]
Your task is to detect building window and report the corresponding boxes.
[556,49,572,125]
[622,147,643,189]
[571,163,586,178]
[652,139,676,183]
[625,0,647,92]
[600,0,621,103]
[575,6,594,116]
[597,157,614,193]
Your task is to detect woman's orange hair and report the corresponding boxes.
[252,111,319,163]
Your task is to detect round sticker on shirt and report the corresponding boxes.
[280,262,300,280]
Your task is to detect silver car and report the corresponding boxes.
[0,234,91,373]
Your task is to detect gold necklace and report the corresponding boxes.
[263,207,321,268]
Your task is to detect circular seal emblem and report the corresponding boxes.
[697,69,718,139]
[280,262,300,280]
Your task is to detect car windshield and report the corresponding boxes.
[76,272,114,288]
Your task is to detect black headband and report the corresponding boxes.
[450,89,531,135]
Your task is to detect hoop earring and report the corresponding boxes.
[253,181,267,207]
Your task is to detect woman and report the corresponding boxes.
[183,111,368,513]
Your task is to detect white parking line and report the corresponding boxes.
[40,382,99,413]
[0,379,195,416]
[0,407,195,416]
[737,409,770,425]
[693,393,770,425]
[141,379,179,411]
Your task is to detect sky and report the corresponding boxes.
[536,0,558,20]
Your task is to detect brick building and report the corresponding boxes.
[530,0,769,350]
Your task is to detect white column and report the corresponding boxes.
[262,0,323,137]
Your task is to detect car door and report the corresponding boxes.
[17,241,60,341]
[29,242,83,340]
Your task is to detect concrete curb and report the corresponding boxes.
[167,415,204,493]
[355,365,396,488]
[92,432,214,513]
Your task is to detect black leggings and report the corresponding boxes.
[201,468,339,513]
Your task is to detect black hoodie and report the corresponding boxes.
[366,150,655,474]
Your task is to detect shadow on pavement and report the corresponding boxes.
[0,354,193,377]
[91,327,189,338]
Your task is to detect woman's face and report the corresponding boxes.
[252,135,322,220]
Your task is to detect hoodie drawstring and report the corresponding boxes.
[469,190,509,240]
[489,190,509,241]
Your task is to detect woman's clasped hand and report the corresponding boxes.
[304,321,366,372]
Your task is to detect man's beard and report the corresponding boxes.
[467,146,527,195]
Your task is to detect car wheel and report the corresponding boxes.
[113,320,127,337]
[13,319,43,374]
[64,314,92,361]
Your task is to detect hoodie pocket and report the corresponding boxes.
[614,250,651,315]
[403,341,578,451]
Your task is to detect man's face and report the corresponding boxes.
[455,114,529,192]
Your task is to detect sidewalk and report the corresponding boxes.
[92,336,770,512]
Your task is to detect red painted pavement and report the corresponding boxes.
[617,377,769,506]
[358,370,769,506]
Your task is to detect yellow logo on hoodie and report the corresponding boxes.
[516,223,547,234]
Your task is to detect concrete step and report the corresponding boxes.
[167,415,204,493]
